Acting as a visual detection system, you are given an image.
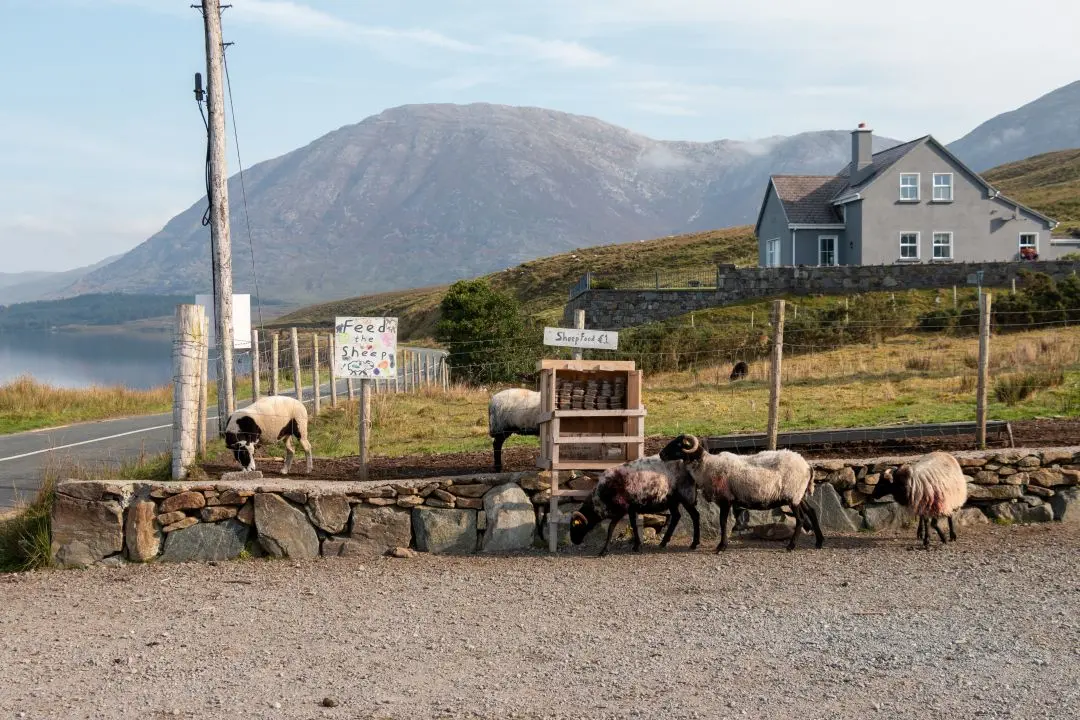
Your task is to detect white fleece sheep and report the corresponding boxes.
[871,451,968,546]
[224,395,312,475]
[659,434,823,552]
[487,388,541,472]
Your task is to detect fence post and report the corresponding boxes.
[976,292,993,450]
[953,285,957,309]
[655,270,660,289]
[1011,278,1017,296]
[290,327,302,405]
[250,328,261,402]
[766,299,786,451]
[572,309,585,361]
[172,304,204,480]
[312,333,321,416]
[328,334,337,408]
[359,379,372,481]
[347,378,355,400]
[270,332,280,396]
[395,350,401,393]
[197,310,209,457]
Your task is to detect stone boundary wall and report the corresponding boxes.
[564,260,1080,329]
[50,447,1080,567]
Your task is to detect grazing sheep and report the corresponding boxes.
[871,452,968,547]
[488,388,541,472]
[729,361,749,381]
[659,434,823,552]
[224,395,312,475]
[569,455,700,556]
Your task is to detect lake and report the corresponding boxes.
[0,330,178,390]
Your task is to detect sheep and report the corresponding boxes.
[658,434,823,552]
[729,361,749,381]
[488,388,541,472]
[568,455,700,557]
[870,451,968,547]
[224,395,312,475]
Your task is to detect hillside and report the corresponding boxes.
[947,80,1080,172]
[982,148,1080,235]
[0,254,123,306]
[63,103,897,305]
[269,226,757,340]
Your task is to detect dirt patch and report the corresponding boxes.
[200,418,1080,482]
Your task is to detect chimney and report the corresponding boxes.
[851,122,873,181]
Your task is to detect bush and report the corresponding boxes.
[0,477,55,572]
[993,369,1065,405]
[917,308,957,332]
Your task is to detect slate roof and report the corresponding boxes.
[833,136,928,198]
[770,175,848,224]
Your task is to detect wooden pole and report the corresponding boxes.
[328,334,338,408]
[201,0,235,434]
[976,292,993,449]
[172,304,204,479]
[358,379,372,480]
[394,350,401,393]
[312,333,321,416]
[1011,278,1017,296]
[290,327,302,405]
[572,308,585,361]
[270,332,279,396]
[347,378,355,400]
[250,328,261,402]
[766,299,786,451]
[953,285,957,309]
[196,309,209,457]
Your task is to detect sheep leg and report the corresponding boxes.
[659,504,681,548]
[715,501,731,553]
[628,510,644,552]
[598,511,625,557]
[930,517,947,544]
[684,500,701,550]
[491,433,510,473]
[799,500,825,549]
[786,504,804,552]
[282,436,295,475]
[920,517,931,547]
[947,514,958,542]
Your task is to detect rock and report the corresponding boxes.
[733,508,784,531]
[389,547,417,559]
[863,473,880,486]
[972,471,1000,485]
[1040,449,1075,465]
[56,481,128,502]
[517,472,546,491]
[125,500,161,562]
[159,520,250,563]
[993,450,1027,465]
[425,498,454,509]
[842,489,868,507]
[283,490,308,504]
[1025,485,1055,498]
[997,467,1017,477]
[825,467,857,490]
[349,506,412,557]
[957,457,987,468]
[418,483,439,497]
[396,495,425,508]
[321,698,340,708]
[805,484,861,533]
[640,513,668,529]
[253,494,320,559]
[1059,469,1080,486]
[412,508,477,554]
[454,497,484,510]
[813,460,846,472]
[450,484,491,498]
[236,500,254,525]
[749,516,796,541]
[150,488,170,499]
[672,499,722,542]
[219,470,262,482]
[983,463,1001,471]
[1049,488,1080,524]
[481,483,535,553]
[156,511,187,527]
[1018,455,1041,469]
[862,502,915,532]
[51,495,124,567]
[200,506,239,522]
[1026,469,1062,488]
[216,489,253,505]
[568,475,597,492]
[366,497,397,507]
[1020,495,1044,507]
[966,484,1023,501]
[954,507,989,527]
[987,501,1054,524]
[361,486,396,499]
[392,484,418,496]
[305,495,351,534]
[476,510,487,531]
[431,489,456,504]
[162,517,199,533]
[100,554,126,567]
[159,491,206,514]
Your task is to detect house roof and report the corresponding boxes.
[833,135,928,198]
[769,175,848,224]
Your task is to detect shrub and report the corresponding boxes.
[0,476,55,572]
[993,369,1065,405]
[917,308,956,332]
[905,356,932,371]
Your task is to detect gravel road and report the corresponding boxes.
[1,523,1078,719]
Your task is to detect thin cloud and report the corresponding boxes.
[496,35,615,68]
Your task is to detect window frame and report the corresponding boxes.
[765,238,780,267]
[818,235,838,267]
[931,231,953,261]
[1019,232,1039,251]
[899,231,920,261]
[932,172,953,202]
[899,173,920,202]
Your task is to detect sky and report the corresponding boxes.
[1,0,1079,274]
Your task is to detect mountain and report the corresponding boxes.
[946,80,1080,172]
[982,148,1080,235]
[0,254,123,306]
[64,103,900,304]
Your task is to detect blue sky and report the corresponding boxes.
[2,0,1079,273]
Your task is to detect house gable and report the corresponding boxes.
[753,179,788,238]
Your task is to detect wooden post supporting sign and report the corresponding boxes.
[335,316,399,480]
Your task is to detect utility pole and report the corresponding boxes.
[200,0,235,432]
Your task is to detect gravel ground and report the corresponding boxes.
[2,523,1079,720]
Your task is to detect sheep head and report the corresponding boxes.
[871,464,911,504]
[569,503,601,545]
[658,434,704,463]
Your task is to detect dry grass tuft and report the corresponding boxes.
[0,375,172,435]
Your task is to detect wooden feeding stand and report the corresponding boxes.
[536,358,646,552]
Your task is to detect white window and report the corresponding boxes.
[899,232,920,260]
[900,173,920,201]
[932,173,953,201]
[766,238,780,267]
[818,235,837,266]
[1019,233,1038,251]
[932,231,953,260]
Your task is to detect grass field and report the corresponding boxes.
[983,148,1080,237]
[0,376,174,435]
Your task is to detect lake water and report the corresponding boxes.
[0,331,177,390]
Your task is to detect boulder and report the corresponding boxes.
[862,502,915,532]
[986,501,1054,525]
[1049,488,1080,525]
[1039,450,1075,466]
[201,506,238,522]
[159,491,206,514]
[348,506,412,557]
[51,495,123,568]
[805,484,861,533]
[124,500,161,562]
[159,520,250,563]
[480,483,535,553]
[954,507,989,527]
[305,494,351,534]
[412,508,477,554]
[1025,469,1063,488]
[671,499,722,542]
[966,484,1023,501]
[253,493,319,559]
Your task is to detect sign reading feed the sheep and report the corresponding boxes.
[334,316,398,379]
[543,327,619,351]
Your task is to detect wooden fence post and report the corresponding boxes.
[290,327,302,404]
[197,311,209,457]
[347,378,355,400]
[976,292,993,449]
[359,379,372,481]
[312,333,321,416]
[250,328,261,402]
[572,309,585,361]
[270,332,280,396]
[172,304,204,480]
[328,334,337,408]
[766,299,786,451]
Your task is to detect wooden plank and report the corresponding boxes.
[552,488,592,499]
[537,458,631,471]
[538,409,647,422]
[552,435,643,444]
[535,359,637,372]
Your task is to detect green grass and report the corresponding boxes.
[0,375,173,435]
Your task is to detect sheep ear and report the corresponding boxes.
[571,512,586,527]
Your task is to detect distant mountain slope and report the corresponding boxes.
[982,148,1080,234]
[64,103,899,304]
[0,254,123,306]
[947,80,1080,172]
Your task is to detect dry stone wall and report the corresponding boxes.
[50,447,1080,567]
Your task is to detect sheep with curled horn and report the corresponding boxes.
[224,395,312,475]
[487,388,541,473]
[659,434,823,552]
[870,451,968,547]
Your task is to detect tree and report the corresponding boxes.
[435,279,539,385]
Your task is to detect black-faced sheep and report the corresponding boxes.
[224,395,312,475]
[569,455,700,557]
[488,388,541,472]
[870,451,968,546]
[659,434,823,552]
[730,361,749,381]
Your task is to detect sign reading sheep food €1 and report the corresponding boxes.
[543,326,619,351]
[334,316,398,379]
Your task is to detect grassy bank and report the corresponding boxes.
[0,375,173,434]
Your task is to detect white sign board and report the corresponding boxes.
[335,316,398,379]
[543,326,619,351]
[194,293,251,350]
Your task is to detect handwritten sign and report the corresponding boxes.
[335,316,398,379]
[543,327,619,351]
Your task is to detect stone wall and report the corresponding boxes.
[564,260,1080,329]
[50,447,1080,567]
